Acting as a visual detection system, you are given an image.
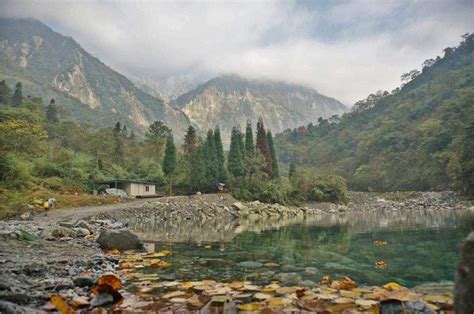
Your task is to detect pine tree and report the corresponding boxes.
[163,136,177,195]
[0,80,12,105]
[256,118,272,177]
[267,131,279,179]
[46,99,59,123]
[113,122,124,162]
[245,121,255,156]
[203,129,218,189]
[183,126,199,194]
[11,82,23,107]
[288,162,296,179]
[227,127,245,179]
[214,127,227,183]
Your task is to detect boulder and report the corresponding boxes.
[51,227,77,239]
[96,229,144,250]
[455,232,474,314]
[73,227,91,237]
[232,202,246,211]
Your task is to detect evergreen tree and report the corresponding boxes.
[214,127,227,183]
[256,118,272,177]
[113,121,124,162]
[163,136,177,195]
[244,121,255,156]
[288,162,296,179]
[190,144,206,192]
[146,121,171,140]
[267,131,279,179]
[46,99,59,123]
[11,82,23,107]
[183,126,199,194]
[203,129,218,190]
[227,127,245,179]
[0,80,12,105]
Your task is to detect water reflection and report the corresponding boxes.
[126,208,473,243]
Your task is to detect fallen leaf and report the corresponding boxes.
[355,299,379,308]
[254,293,273,300]
[239,303,263,311]
[97,274,121,290]
[275,287,301,295]
[373,240,388,245]
[159,249,171,256]
[103,248,120,255]
[211,295,232,303]
[182,281,194,289]
[150,260,172,268]
[71,296,90,308]
[422,294,453,304]
[119,261,134,269]
[375,261,387,269]
[340,290,361,298]
[51,295,74,314]
[229,280,244,289]
[163,291,187,299]
[331,277,357,290]
[321,275,331,285]
[383,282,402,291]
[333,297,355,304]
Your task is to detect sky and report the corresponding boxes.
[1,0,473,105]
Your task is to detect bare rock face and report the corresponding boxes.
[96,229,144,251]
[454,232,474,313]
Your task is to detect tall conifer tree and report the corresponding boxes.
[256,118,272,177]
[228,127,245,179]
[203,130,218,189]
[0,80,12,105]
[214,127,227,183]
[163,135,177,195]
[11,82,23,107]
[267,131,279,179]
[244,121,254,157]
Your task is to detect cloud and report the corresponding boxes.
[1,0,473,104]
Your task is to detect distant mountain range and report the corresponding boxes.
[0,18,347,141]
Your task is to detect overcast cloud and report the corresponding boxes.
[1,0,473,104]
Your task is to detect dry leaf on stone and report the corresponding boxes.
[239,303,263,311]
[51,295,74,314]
[355,299,379,308]
[254,293,273,300]
[383,282,402,291]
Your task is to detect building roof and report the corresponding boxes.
[95,179,157,185]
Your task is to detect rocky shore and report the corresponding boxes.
[0,191,472,312]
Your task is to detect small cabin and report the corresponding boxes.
[96,179,156,197]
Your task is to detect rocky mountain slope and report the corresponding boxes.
[174,74,347,141]
[0,18,190,136]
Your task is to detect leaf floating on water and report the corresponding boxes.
[159,249,171,256]
[150,260,172,269]
[375,261,387,269]
[51,295,74,314]
[383,282,402,291]
[373,240,388,245]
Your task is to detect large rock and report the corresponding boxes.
[455,232,474,313]
[96,229,144,251]
[51,227,77,239]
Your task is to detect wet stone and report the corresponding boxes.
[73,276,96,288]
[236,261,263,268]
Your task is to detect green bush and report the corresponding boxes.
[0,154,34,189]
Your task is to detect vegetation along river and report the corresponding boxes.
[126,208,474,288]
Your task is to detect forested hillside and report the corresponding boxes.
[275,34,474,195]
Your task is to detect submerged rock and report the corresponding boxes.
[455,231,474,314]
[237,261,263,268]
[96,229,144,250]
[273,272,303,285]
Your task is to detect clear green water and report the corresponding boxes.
[129,209,474,288]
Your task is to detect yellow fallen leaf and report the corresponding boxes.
[239,303,263,311]
[383,282,401,291]
[229,280,244,289]
[320,275,331,285]
[422,294,453,304]
[159,249,171,256]
[150,260,172,268]
[119,261,134,269]
[103,248,120,255]
[254,293,272,300]
[355,299,379,308]
[182,281,194,289]
[375,261,387,269]
[51,295,74,314]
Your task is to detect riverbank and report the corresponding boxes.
[0,191,472,312]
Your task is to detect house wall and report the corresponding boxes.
[130,183,155,196]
